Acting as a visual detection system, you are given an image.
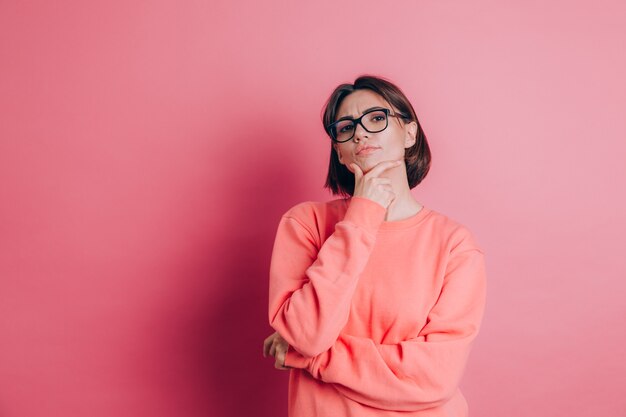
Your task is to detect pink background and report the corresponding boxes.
[1,1,625,416]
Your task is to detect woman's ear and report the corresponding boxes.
[404,121,418,148]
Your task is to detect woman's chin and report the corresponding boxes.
[357,158,378,173]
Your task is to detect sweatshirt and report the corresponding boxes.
[268,196,487,417]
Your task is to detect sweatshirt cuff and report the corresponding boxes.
[284,345,313,369]
[342,197,387,234]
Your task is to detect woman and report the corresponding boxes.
[263,75,486,417]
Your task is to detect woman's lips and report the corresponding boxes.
[357,147,380,156]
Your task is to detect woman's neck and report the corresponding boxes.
[382,168,422,221]
[384,188,422,222]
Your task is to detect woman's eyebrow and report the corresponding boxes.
[336,106,385,121]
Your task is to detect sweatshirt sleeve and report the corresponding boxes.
[285,239,487,411]
[268,197,387,357]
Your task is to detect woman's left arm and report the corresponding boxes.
[285,246,487,412]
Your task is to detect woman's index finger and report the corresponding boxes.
[364,160,402,178]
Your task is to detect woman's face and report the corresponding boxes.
[332,90,417,174]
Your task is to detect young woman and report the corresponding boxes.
[263,75,486,417]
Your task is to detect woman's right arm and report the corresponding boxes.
[268,196,386,357]
[268,159,401,358]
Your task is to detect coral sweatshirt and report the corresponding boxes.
[268,196,486,417]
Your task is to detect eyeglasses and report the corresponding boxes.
[326,108,407,143]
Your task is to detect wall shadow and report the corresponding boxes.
[164,122,316,417]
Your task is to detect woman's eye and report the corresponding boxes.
[366,110,386,121]
[339,124,354,133]
[368,114,386,123]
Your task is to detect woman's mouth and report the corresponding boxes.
[356,147,380,156]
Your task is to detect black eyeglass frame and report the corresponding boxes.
[326,108,408,143]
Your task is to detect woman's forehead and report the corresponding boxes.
[336,90,391,119]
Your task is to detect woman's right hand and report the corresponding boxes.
[350,160,402,209]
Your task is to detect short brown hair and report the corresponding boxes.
[322,75,431,197]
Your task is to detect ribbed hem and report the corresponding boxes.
[284,345,312,369]
[341,197,387,235]
[379,206,430,231]
[340,197,431,231]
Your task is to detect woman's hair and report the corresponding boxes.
[322,75,431,197]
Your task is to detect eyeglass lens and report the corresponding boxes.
[332,110,388,142]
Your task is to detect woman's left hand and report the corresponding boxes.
[263,331,290,370]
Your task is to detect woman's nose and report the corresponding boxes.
[353,122,368,142]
